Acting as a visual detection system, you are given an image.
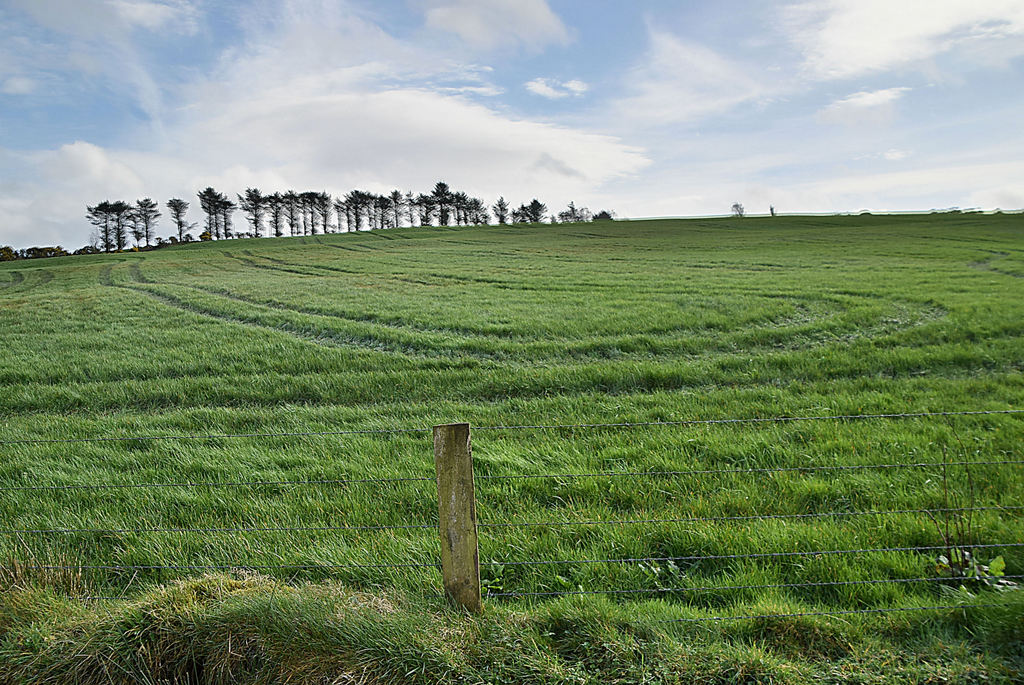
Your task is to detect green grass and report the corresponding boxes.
[1,213,1022,683]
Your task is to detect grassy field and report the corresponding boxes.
[0,213,1022,683]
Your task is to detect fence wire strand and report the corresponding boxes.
[0,426,430,446]
[483,542,1024,567]
[4,459,1020,494]
[1,522,436,535]
[476,459,1024,483]
[18,561,438,571]
[1,409,1019,446]
[484,575,1024,598]
[0,474,434,493]
[661,603,1001,623]
[473,409,1024,433]
[477,505,1024,529]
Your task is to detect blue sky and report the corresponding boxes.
[1,0,1023,248]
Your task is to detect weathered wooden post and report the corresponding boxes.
[433,422,482,613]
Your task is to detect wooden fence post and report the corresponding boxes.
[433,422,482,613]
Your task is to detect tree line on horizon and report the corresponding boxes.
[64,181,612,256]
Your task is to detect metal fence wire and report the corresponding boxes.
[1,408,1020,623]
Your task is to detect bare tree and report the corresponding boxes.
[731,202,745,218]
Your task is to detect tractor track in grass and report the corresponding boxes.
[117,264,954,365]
[222,251,325,277]
[239,251,362,276]
[0,269,52,295]
[0,270,25,289]
[968,252,1024,279]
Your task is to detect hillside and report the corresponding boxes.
[1,214,1022,683]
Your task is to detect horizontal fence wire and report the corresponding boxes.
[1,409,1020,447]
[484,574,1024,598]
[660,603,1001,623]
[8,507,1018,537]
[0,522,436,535]
[482,542,1024,567]
[472,409,1024,433]
[476,505,1024,529]
[4,459,1021,494]
[0,474,434,493]
[476,459,1024,482]
[0,426,431,446]
[14,561,439,571]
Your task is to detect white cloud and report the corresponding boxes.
[108,0,198,31]
[524,77,588,99]
[785,0,1024,79]
[818,87,910,125]
[611,28,772,127]
[0,0,647,249]
[2,0,200,123]
[564,80,588,95]
[422,0,569,50]
[6,0,198,37]
[1,76,36,95]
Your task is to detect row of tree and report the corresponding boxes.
[0,245,71,261]
[84,181,612,251]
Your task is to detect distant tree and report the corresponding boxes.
[238,188,266,238]
[332,196,349,233]
[557,201,591,224]
[511,205,529,224]
[415,193,435,226]
[389,190,404,228]
[731,202,745,218]
[374,193,390,230]
[0,245,16,261]
[109,200,132,250]
[451,191,468,225]
[298,191,316,234]
[198,187,222,239]
[127,206,144,248]
[136,198,160,247]
[492,197,509,224]
[219,193,237,238]
[344,191,365,231]
[267,193,285,237]
[237,187,266,237]
[86,201,116,252]
[468,197,488,225]
[432,181,452,225]
[317,192,333,233]
[592,210,614,221]
[166,198,195,241]
[282,191,300,236]
[21,246,68,259]
[525,199,547,223]
[403,191,416,226]
[73,245,102,255]
[770,205,776,217]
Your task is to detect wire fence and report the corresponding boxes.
[2,408,1021,624]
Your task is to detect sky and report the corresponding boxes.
[1,0,1023,249]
